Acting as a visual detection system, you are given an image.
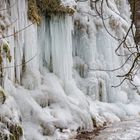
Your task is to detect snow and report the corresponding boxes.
[92,117,140,140]
[0,0,140,139]
[61,0,76,7]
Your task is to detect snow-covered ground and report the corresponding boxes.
[94,117,140,140]
[76,117,140,140]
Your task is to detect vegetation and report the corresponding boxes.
[0,87,6,104]
[27,0,41,24]
[0,40,12,86]
[28,0,75,24]
[9,124,23,140]
[0,121,23,140]
[0,40,12,65]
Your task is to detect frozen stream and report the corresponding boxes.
[75,117,140,140]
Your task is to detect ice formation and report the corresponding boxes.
[0,0,140,139]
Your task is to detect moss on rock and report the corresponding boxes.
[0,87,6,104]
[0,118,23,140]
[28,0,75,24]
[9,124,23,140]
[28,0,41,24]
[0,39,12,66]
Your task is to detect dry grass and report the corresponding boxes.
[28,0,41,24]
[28,0,75,24]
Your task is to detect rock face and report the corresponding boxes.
[129,0,140,44]
[0,0,140,140]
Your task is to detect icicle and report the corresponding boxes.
[50,15,73,83]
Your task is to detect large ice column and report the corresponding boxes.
[37,14,90,108]
[96,27,121,102]
[39,15,73,82]
[50,15,73,83]
[38,17,52,73]
[8,0,27,83]
[48,15,90,110]
[24,23,39,71]
[23,0,39,73]
[6,0,40,89]
[4,0,39,84]
[21,22,41,90]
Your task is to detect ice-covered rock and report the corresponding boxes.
[0,0,140,139]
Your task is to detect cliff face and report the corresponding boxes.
[0,0,140,140]
[129,0,140,44]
